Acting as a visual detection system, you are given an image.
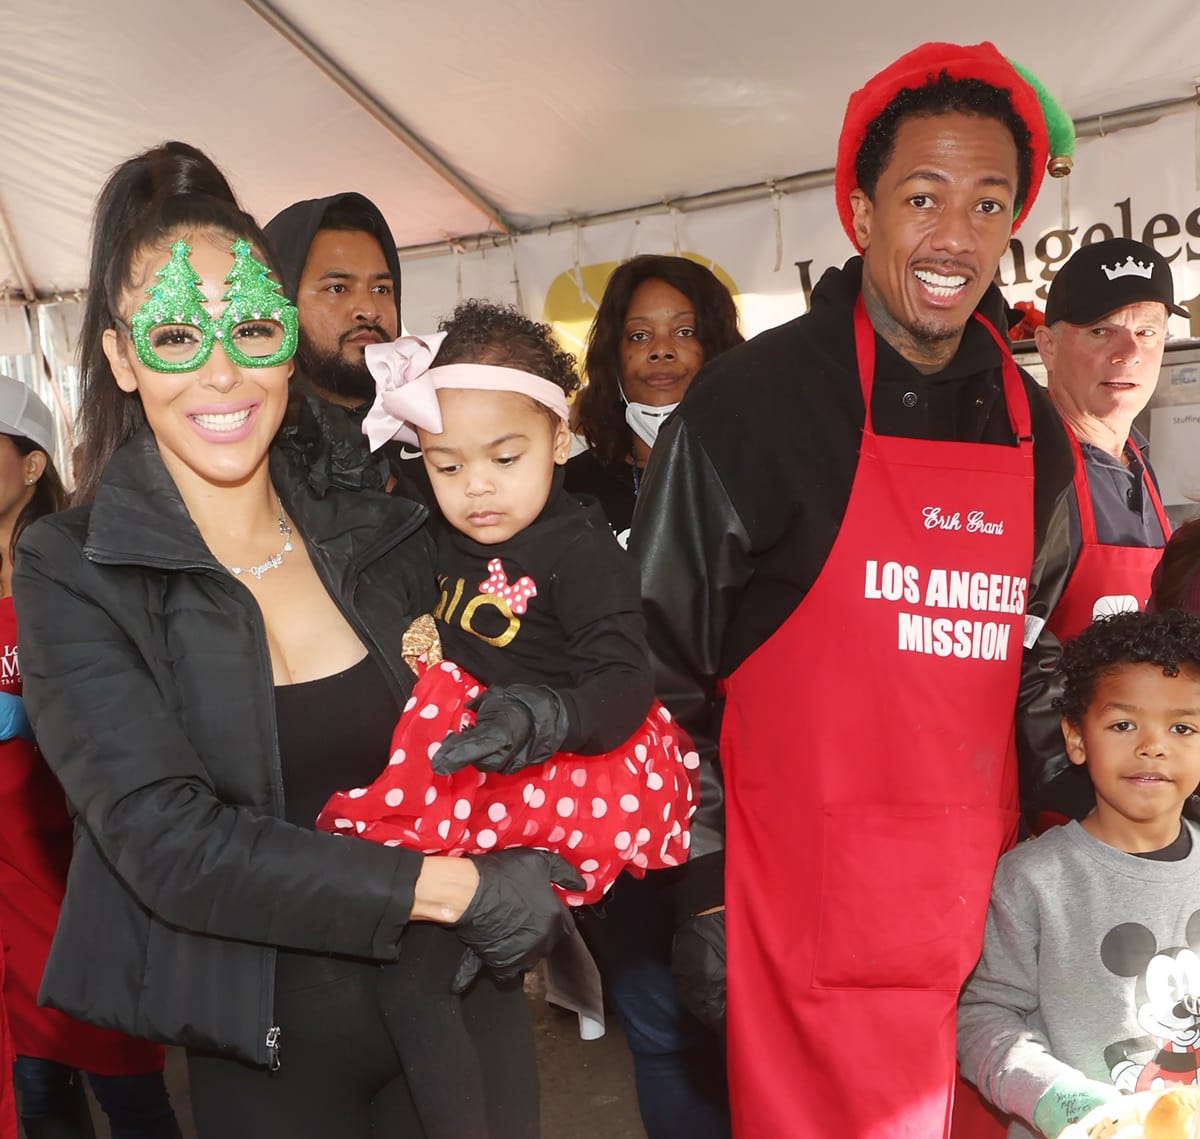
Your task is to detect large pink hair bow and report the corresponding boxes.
[362,332,449,450]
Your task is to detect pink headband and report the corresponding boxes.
[362,333,571,450]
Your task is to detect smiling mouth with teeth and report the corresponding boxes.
[913,269,969,298]
[191,409,252,431]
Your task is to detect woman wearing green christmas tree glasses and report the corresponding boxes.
[12,142,576,1138]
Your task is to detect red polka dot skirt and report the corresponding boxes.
[316,660,699,904]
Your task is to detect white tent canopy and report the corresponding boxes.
[2,0,1199,300]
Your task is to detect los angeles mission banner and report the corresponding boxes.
[399,109,1200,356]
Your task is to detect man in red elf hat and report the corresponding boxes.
[630,41,1076,1137]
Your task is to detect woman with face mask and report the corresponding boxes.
[566,256,742,549]
[564,255,741,1139]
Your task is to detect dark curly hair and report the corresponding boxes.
[575,256,743,468]
[855,71,1035,216]
[1151,518,1200,613]
[433,300,580,404]
[1056,610,1200,725]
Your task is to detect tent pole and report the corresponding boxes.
[394,167,838,261]
[240,0,513,234]
[393,92,1200,262]
[0,195,38,301]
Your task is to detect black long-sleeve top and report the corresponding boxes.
[629,258,1077,918]
[435,476,654,754]
[564,450,640,545]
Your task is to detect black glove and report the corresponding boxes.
[672,909,726,1034]
[431,684,569,776]
[450,848,585,994]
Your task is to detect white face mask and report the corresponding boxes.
[624,399,679,449]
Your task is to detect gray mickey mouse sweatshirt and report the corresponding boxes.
[957,819,1200,1138]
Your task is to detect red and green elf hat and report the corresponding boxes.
[835,41,1074,251]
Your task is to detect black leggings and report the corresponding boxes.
[379,924,489,1139]
[187,950,539,1139]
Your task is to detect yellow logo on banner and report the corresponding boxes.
[541,253,740,373]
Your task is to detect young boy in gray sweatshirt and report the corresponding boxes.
[958,610,1200,1139]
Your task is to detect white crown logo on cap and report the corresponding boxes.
[1101,256,1155,282]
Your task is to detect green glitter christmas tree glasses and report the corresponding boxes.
[116,238,300,373]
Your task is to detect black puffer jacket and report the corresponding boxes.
[13,430,437,1065]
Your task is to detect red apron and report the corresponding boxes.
[720,299,1028,1138]
[1047,429,1169,641]
[0,942,15,1139]
[0,596,163,1074]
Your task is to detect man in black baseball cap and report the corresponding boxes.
[1043,237,1189,327]
[1035,237,1184,646]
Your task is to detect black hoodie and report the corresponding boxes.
[263,191,403,326]
[264,193,433,504]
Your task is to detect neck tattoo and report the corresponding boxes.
[227,496,294,581]
[861,278,961,374]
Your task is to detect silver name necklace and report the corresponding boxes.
[227,496,294,581]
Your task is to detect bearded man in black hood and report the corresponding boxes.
[265,194,429,500]
[266,193,400,403]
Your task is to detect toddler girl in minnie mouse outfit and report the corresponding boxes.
[317,301,696,1139]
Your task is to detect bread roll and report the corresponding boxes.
[1143,1087,1200,1139]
